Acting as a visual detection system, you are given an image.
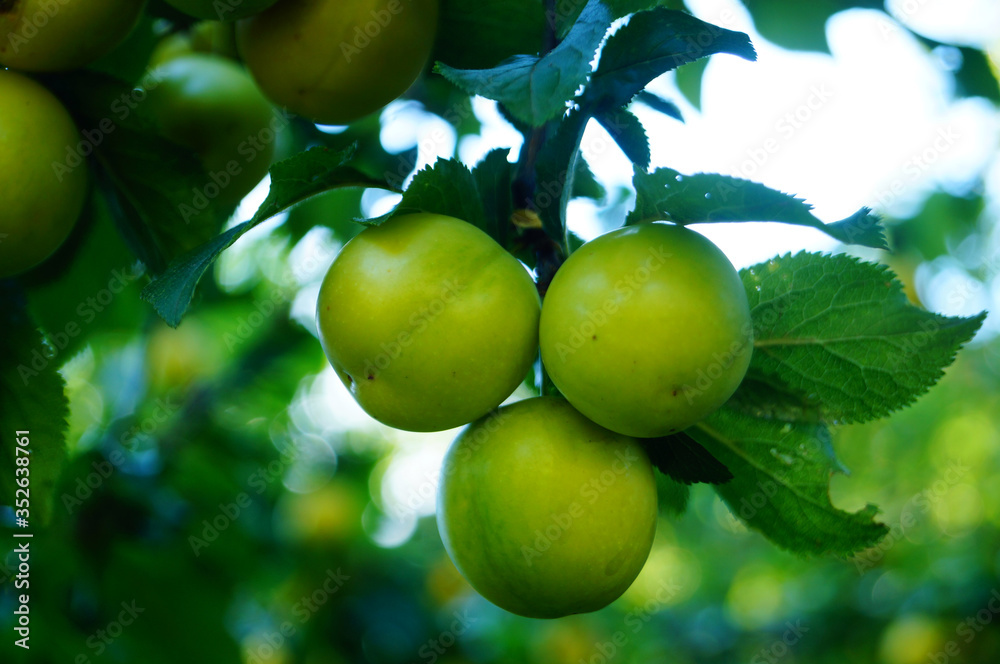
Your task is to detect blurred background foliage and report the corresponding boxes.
[3,0,1000,662]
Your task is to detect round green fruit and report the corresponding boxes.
[165,0,278,20]
[145,54,276,208]
[540,223,753,438]
[236,0,439,124]
[0,0,144,71]
[316,213,540,432]
[437,397,658,618]
[0,70,88,277]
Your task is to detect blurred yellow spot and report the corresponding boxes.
[725,564,785,630]
[242,633,292,664]
[146,319,222,390]
[930,411,999,472]
[425,554,471,608]
[931,483,984,537]
[275,483,364,545]
[878,614,942,664]
[536,620,600,664]
[621,539,700,610]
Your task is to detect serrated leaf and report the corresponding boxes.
[738,252,986,424]
[596,107,650,169]
[0,284,69,526]
[584,9,756,110]
[633,90,684,121]
[691,405,888,556]
[473,148,515,247]
[674,56,708,109]
[533,111,590,240]
[363,158,489,232]
[571,157,606,202]
[640,431,733,485]
[436,0,614,126]
[141,146,395,327]
[628,167,888,249]
[432,0,546,70]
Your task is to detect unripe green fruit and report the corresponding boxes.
[0,0,144,71]
[145,54,276,209]
[437,397,658,618]
[236,0,439,125]
[0,70,88,277]
[540,223,753,438]
[316,213,540,432]
[164,0,279,21]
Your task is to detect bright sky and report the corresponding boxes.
[224,0,1000,539]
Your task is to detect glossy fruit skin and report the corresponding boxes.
[0,0,144,71]
[437,397,658,619]
[316,213,540,432]
[540,223,753,438]
[165,0,278,20]
[145,54,276,208]
[0,71,88,277]
[236,0,439,124]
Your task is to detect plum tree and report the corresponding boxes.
[145,53,276,209]
[540,223,753,438]
[236,0,439,124]
[437,397,658,618]
[315,213,540,432]
[0,0,144,71]
[0,70,88,277]
[164,0,278,21]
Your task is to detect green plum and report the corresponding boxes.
[145,54,276,209]
[0,0,143,71]
[164,0,279,20]
[0,70,88,277]
[236,0,438,124]
[540,222,753,438]
[437,397,658,618]
[316,213,541,432]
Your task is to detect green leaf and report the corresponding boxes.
[432,0,546,70]
[596,107,650,169]
[436,0,614,126]
[532,111,590,241]
[141,146,395,327]
[554,0,686,36]
[0,285,69,527]
[473,149,515,247]
[363,158,489,232]
[691,405,888,556]
[739,252,986,424]
[674,56,708,109]
[571,157,606,202]
[628,167,888,249]
[584,9,756,111]
[640,432,733,485]
[740,0,882,53]
[633,90,684,121]
[656,472,691,517]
